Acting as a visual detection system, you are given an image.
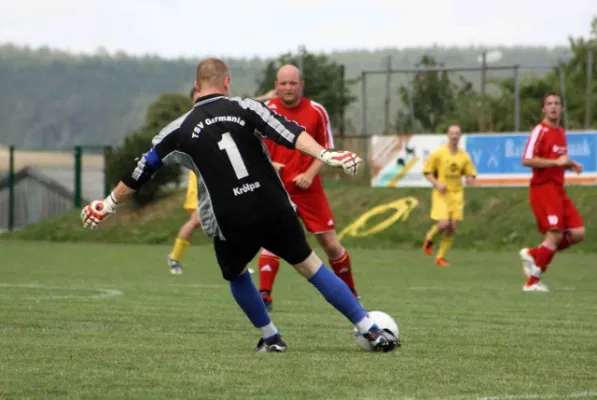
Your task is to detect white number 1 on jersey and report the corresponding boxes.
[218,132,249,179]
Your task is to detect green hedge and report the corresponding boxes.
[3,182,596,253]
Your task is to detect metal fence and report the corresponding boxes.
[359,63,567,136]
[348,48,595,168]
[357,48,595,137]
[0,146,110,232]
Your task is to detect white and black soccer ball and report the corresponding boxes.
[352,311,400,351]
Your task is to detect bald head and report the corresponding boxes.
[276,64,302,82]
[195,57,231,96]
[275,64,304,108]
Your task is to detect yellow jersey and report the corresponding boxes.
[423,145,476,193]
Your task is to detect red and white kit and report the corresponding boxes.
[523,122,583,233]
[264,97,336,233]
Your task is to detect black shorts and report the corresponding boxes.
[214,212,312,281]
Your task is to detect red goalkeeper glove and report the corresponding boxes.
[80,194,118,229]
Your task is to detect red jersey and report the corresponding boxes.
[264,97,333,194]
[523,122,567,186]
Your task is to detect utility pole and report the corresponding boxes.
[585,46,594,129]
[480,51,487,132]
[384,55,392,134]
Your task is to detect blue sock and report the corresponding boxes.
[230,271,278,340]
[309,265,367,325]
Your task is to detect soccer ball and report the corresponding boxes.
[352,311,399,351]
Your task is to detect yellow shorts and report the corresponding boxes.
[430,190,463,221]
[183,171,199,212]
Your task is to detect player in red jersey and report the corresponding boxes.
[519,92,585,292]
[257,64,358,310]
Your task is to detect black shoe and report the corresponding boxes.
[254,335,287,353]
[364,328,399,352]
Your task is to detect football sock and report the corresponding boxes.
[557,231,573,252]
[527,241,556,286]
[528,241,557,271]
[169,237,190,261]
[355,316,376,334]
[229,271,277,338]
[260,322,279,343]
[436,235,454,260]
[258,250,280,295]
[309,264,367,328]
[329,248,358,296]
[426,224,440,241]
[525,276,540,286]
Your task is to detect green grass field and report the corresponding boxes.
[2,240,596,399]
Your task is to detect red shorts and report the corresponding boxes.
[529,183,583,233]
[290,190,335,234]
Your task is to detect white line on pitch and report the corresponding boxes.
[0,283,123,300]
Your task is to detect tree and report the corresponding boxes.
[254,49,356,135]
[395,55,477,133]
[144,93,194,132]
[493,16,597,131]
[556,16,597,129]
[106,93,190,205]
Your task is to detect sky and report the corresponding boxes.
[1,0,595,59]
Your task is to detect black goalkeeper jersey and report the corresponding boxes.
[122,93,306,240]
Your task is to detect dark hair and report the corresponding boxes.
[542,91,561,107]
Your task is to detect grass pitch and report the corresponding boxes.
[1,241,596,399]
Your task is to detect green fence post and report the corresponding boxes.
[74,146,82,207]
[103,146,111,198]
[8,145,15,232]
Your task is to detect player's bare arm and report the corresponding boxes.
[253,89,277,102]
[423,150,446,193]
[292,108,332,189]
[522,155,570,169]
[110,181,135,203]
[568,160,583,174]
[293,160,325,189]
[464,154,477,185]
[272,162,285,173]
[425,173,446,193]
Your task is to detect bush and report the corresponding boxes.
[105,93,192,205]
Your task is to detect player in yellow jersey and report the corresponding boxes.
[422,124,477,267]
[167,87,202,275]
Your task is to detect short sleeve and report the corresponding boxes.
[423,151,439,175]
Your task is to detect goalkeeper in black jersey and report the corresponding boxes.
[80,57,398,353]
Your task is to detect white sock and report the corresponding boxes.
[260,322,278,339]
[355,316,375,335]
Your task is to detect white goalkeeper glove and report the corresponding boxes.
[318,149,361,176]
[80,193,118,229]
